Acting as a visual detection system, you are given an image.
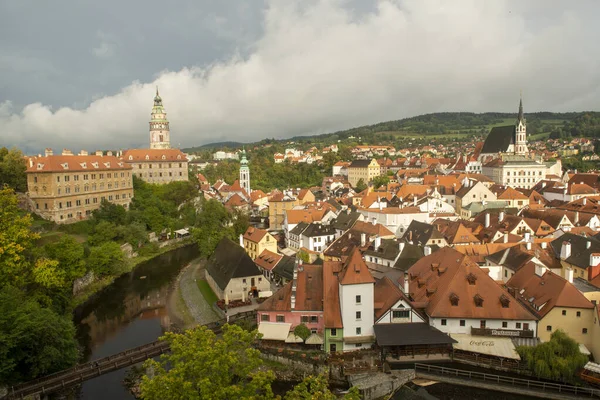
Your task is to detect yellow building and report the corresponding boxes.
[241,226,278,260]
[347,159,380,187]
[508,265,595,351]
[268,192,300,231]
[26,149,133,224]
[122,148,188,185]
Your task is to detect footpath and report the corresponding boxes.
[179,259,220,325]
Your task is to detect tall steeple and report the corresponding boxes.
[149,87,171,149]
[239,148,251,195]
[514,92,528,155]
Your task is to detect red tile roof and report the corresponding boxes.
[122,148,186,162]
[339,248,376,285]
[255,249,282,271]
[26,154,131,173]
[243,226,269,243]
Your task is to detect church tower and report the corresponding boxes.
[514,95,528,155]
[149,87,171,149]
[240,148,251,194]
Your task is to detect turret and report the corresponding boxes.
[149,87,171,149]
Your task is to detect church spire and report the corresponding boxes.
[517,91,525,124]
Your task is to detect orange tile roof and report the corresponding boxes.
[498,186,529,200]
[26,154,131,173]
[323,261,343,328]
[374,276,405,320]
[408,247,536,320]
[122,148,186,162]
[224,193,247,208]
[339,248,376,285]
[243,226,269,243]
[250,190,268,202]
[285,208,328,224]
[352,220,395,238]
[255,249,282,271]
[507,263,594,318]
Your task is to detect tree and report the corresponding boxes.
[0,187,41,288]
[0,286,79,384]
[44,235,86,284]
[517,330,588,383]
[0,147,27,192]
[92,199,128,225]
[87,241,125,276]
[116,222,149,247]
[293,324,311,341]
[371,175,390,189]
[354,179,367,192]
[140,324,276,400]
[284,374,360,400]
[88,220,118,245]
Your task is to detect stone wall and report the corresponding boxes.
[348,370,415,400]
[73,271,95,295]
[259,353,344,382]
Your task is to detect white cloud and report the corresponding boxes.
[2,0,599,153]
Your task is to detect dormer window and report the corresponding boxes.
[129,156,133,161]
[500,294,511,308]
[92,162,99,168]
[162,155,166,160]
[80,162,87,169]
[474,294,484,307]
[145,155,150,160]
[37,163,44,170]
[177,155,181,159]
[466,272,477,285]
[61,163,69,169]
[449,293,459,306]
[103,162,110,168]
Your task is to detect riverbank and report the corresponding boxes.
[73,238,195,307]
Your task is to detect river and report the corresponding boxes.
[73,244,199,400]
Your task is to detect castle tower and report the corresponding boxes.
[240,148,251,194]
[514,94,528,155]
[149,87,171,149]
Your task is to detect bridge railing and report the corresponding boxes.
[415,363,600,398]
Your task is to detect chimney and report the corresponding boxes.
[499,211,505,223]
[28,158,33,168]
[44,148,53,157]
[541,242,547,249]
[503,232,508,243]
[62,149,73,156]
[524,232,531,243]
[413,196,417,207]
[575,211,580,225]
[565,268,574,284]
[403,273,410,295]
[107,151,113,157]
[587,241,592,250]
[484,212,490,228]
[583,197,587,206]
[239,233,244,248]
[374,236,381,251]
[95,151,103,156]
[560,241,572,260]
[526,241,532,250]
[424,246,432,256]
[79,150,89,156]
[589,253,600,281]
[360,233,366,247]
[399,241,405,254]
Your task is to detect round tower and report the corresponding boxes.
[150,87,171,149]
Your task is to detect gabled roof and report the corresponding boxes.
[339,248,375,285]
[285,208,328,224]
[331,210,362,232]
[374,276,405,320]
[206,237,263,291]
[507,264,594,318]
[402,220,442,246]
[408,247,536,320]
[224,193,248,208]
[272,255,295,280]
[498,186,529,200]
[364,239,401,261]
[349,159,374,168]
[258,264,324,312]
[301,223,336,238]
[549,233,600,269]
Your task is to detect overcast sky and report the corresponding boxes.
[1,0,599,154]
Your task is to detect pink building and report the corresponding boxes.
[257,263,324,336]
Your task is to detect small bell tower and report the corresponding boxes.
[239,148,251,194]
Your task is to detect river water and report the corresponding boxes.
[73,244,199,400]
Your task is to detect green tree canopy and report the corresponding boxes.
[0,286,79,384]
[517,329,588,383]
[87,241,125,277]
[285,374,360,400]
[0,147,27,192]
[354,179,367,192]
[371,175,390,189]
[293,324,311,341]
[140,324,276,400]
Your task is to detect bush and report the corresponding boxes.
[294,324,311,341]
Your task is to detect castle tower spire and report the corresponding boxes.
[239,147,251,195]
[149,87,170,149]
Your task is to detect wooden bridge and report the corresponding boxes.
[2,310,256,400]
